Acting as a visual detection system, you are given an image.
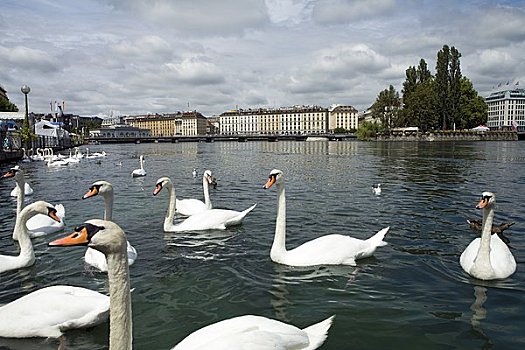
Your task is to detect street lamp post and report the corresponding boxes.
[20,85,31,148]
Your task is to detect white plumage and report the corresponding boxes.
[264,169,389,267]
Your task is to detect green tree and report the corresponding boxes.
[0,95,19,112]
[458,77,488,129]
[401,58,433,128]
[356,121,381,140]
[371,85,401,131]
[403,79,439,130]
[449,46,462,129]
[435,45,450,129]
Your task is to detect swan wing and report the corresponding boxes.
[170,206,255,232]
[0,285,109,338]
[176,198,207,216]
[488,235,516,278]
[85,240,137,272]
[460,235,516,279]
[173,315,331,350]
[280,228,388,267]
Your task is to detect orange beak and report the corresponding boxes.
[476,198,488,209]
[83,186,99,199]
[48,208,61,223]
[263,176,276,189]
[49,227,89,247]
[153,183,163,196]
[1,170,15,178]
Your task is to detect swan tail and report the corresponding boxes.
[365,226,389,247]
[241,203,257,215]
[302,315,335,350]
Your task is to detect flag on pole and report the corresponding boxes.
[512,120,518,131]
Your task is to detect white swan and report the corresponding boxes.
[460,191,516,280]
[82,180,137,271]
[263,169,389,266]
[372,183,381,195]
[176,169,216,216]
[0,201,61,274]
[0,285,109,339]
[154,176,256,232]
[131,155,146,177]
[8,166,33,196]
[63,149,81,164]
[49,220,334,350]
[2,166,65,238]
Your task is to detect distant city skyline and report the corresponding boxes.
[1,0,524,117]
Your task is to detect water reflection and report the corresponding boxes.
[469,285,493,349]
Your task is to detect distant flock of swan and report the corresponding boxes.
[0,150,517,349]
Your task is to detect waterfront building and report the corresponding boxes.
[89,124,150,139]
[124,111,207,137]
[219,105,329,135]
[328,104,359,131]
[485,84,525,131]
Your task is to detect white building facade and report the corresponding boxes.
[485,85,525,131]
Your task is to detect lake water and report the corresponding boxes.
[0,140,524,350]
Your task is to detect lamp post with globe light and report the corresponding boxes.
[20,85,31,149]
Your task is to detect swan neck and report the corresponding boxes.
[13,208,35,262]
[165,182,177,230]
[106,250,133,350]
[475,205,495,269]
[203,177,211,209]
[104,191,114,221]
[271,182,287,260]
[15,176,25,216]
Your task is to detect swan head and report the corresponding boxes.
[83,180,113,199]
[22,200,61,223]
[263,169,284,189]
[49,219,125,255]
[153,176,172,196]
[1,165,23,180]
[477,191,495,210]
[203,170,217,188]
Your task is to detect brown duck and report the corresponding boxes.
[467,219,514,244]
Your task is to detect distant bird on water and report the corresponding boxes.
[372,184,381,195]
[192,168,197,178]
[131,155,146,177]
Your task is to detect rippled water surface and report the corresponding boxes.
[1,140,524,350]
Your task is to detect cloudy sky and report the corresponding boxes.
[1,0,524,117]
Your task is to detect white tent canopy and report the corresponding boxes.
[34,119,70,139]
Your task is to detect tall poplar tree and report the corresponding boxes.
[449,46,462,129]
[435,45,450,129]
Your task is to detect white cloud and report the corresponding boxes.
[1,0,524,115]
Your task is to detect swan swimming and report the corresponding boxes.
[154,176,256,232]
[50,220,334,350]
[0,201,61,274]
[131,155,146,177]
[460,191,516,280]
[176,169,216,216]
[263,169,389,266]
[82,180,137,271]
[2,166,65,238]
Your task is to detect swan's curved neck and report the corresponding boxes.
[271,182,287,261]
[164,182,177,231]
[203,178,212,209]
[15,176,25,216]
[106,249,133,350]
[140,158,144,170]
[473,205,495,272]
[13,207,35,262]
[103,191,114,221]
